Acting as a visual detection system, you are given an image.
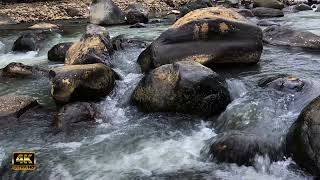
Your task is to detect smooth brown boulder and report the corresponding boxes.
[49,63,115,104]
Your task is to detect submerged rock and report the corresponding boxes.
[129,23,147,28]
[286,96,320,176]
[253,0,284,9]
[258,74,305,93]
[132,61,231,116]
[126,4,149,24]
[202,131,280,166]
[65,25,113,65]
[252,7,284,18]
[49,63,115,104]
[1,62,48,78]
[90,0,126,25]
[263,26,320,49]
[48,42,73,62]
[54,102,99,130]
[138,7,263,72]
[0,95,39,117]
[257,20,280,26]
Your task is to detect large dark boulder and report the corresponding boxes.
[263,26,320,49]
[202,131,280,166]
[253,0,284,9]
[258,74,305,93]
[126,4,149,24]
[65,25,113,65]
[1,62,48,78]
[0,95,39,118]
[12,32,51,52]
[48,42,73,62]
[138,7,263,72]
[132,61,231,116]
[286,96,320,176]
[49,63,115,104]
[54,102,99,130]
[252,7,284,18]
[90,0,126,25]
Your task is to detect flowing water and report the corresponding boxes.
[0,11,320,180]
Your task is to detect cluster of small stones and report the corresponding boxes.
[0,1,90,23]
[0,0,190,23]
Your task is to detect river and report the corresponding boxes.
[0,11,320,180]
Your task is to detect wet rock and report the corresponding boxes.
[257,20,280,26]
[12,31,52,52]
[252,7,284,18]
[129,23,147,28]
[111,35,147,50]
[1,62,48,78]
[263,26,320,49]
[286,95,320,176]
[0,95,39,118]
[138,7,263,72]
[258,74,305,93]
[66,7,81,17]
[295,3,313,11]
[126,4,149,24]
[202,131,280,166]
[49,63,115,104]
[132,61,231,116]
[179,0,214,16]
[90,0,126,25]
[235,9,254,17]
[54,102,99,129]
[253,0,285,9]
[29,23,59,30]
[65,25,113,65]
[48,42,73,62]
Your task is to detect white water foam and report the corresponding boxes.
[50,123,216,179]
[0,51,46,68]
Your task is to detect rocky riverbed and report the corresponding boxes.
[1,0,320,179]
[0,0,189,23]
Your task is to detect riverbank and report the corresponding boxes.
[0,0,189,24]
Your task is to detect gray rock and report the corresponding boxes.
[1,62,48,78]
[202,131,280,166]
[263,26,320,49]
[0,95,39,118]
[252,7,284,18]
[286,96,320,176]
[90,0,126,25]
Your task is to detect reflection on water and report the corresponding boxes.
[0,10,320,180]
